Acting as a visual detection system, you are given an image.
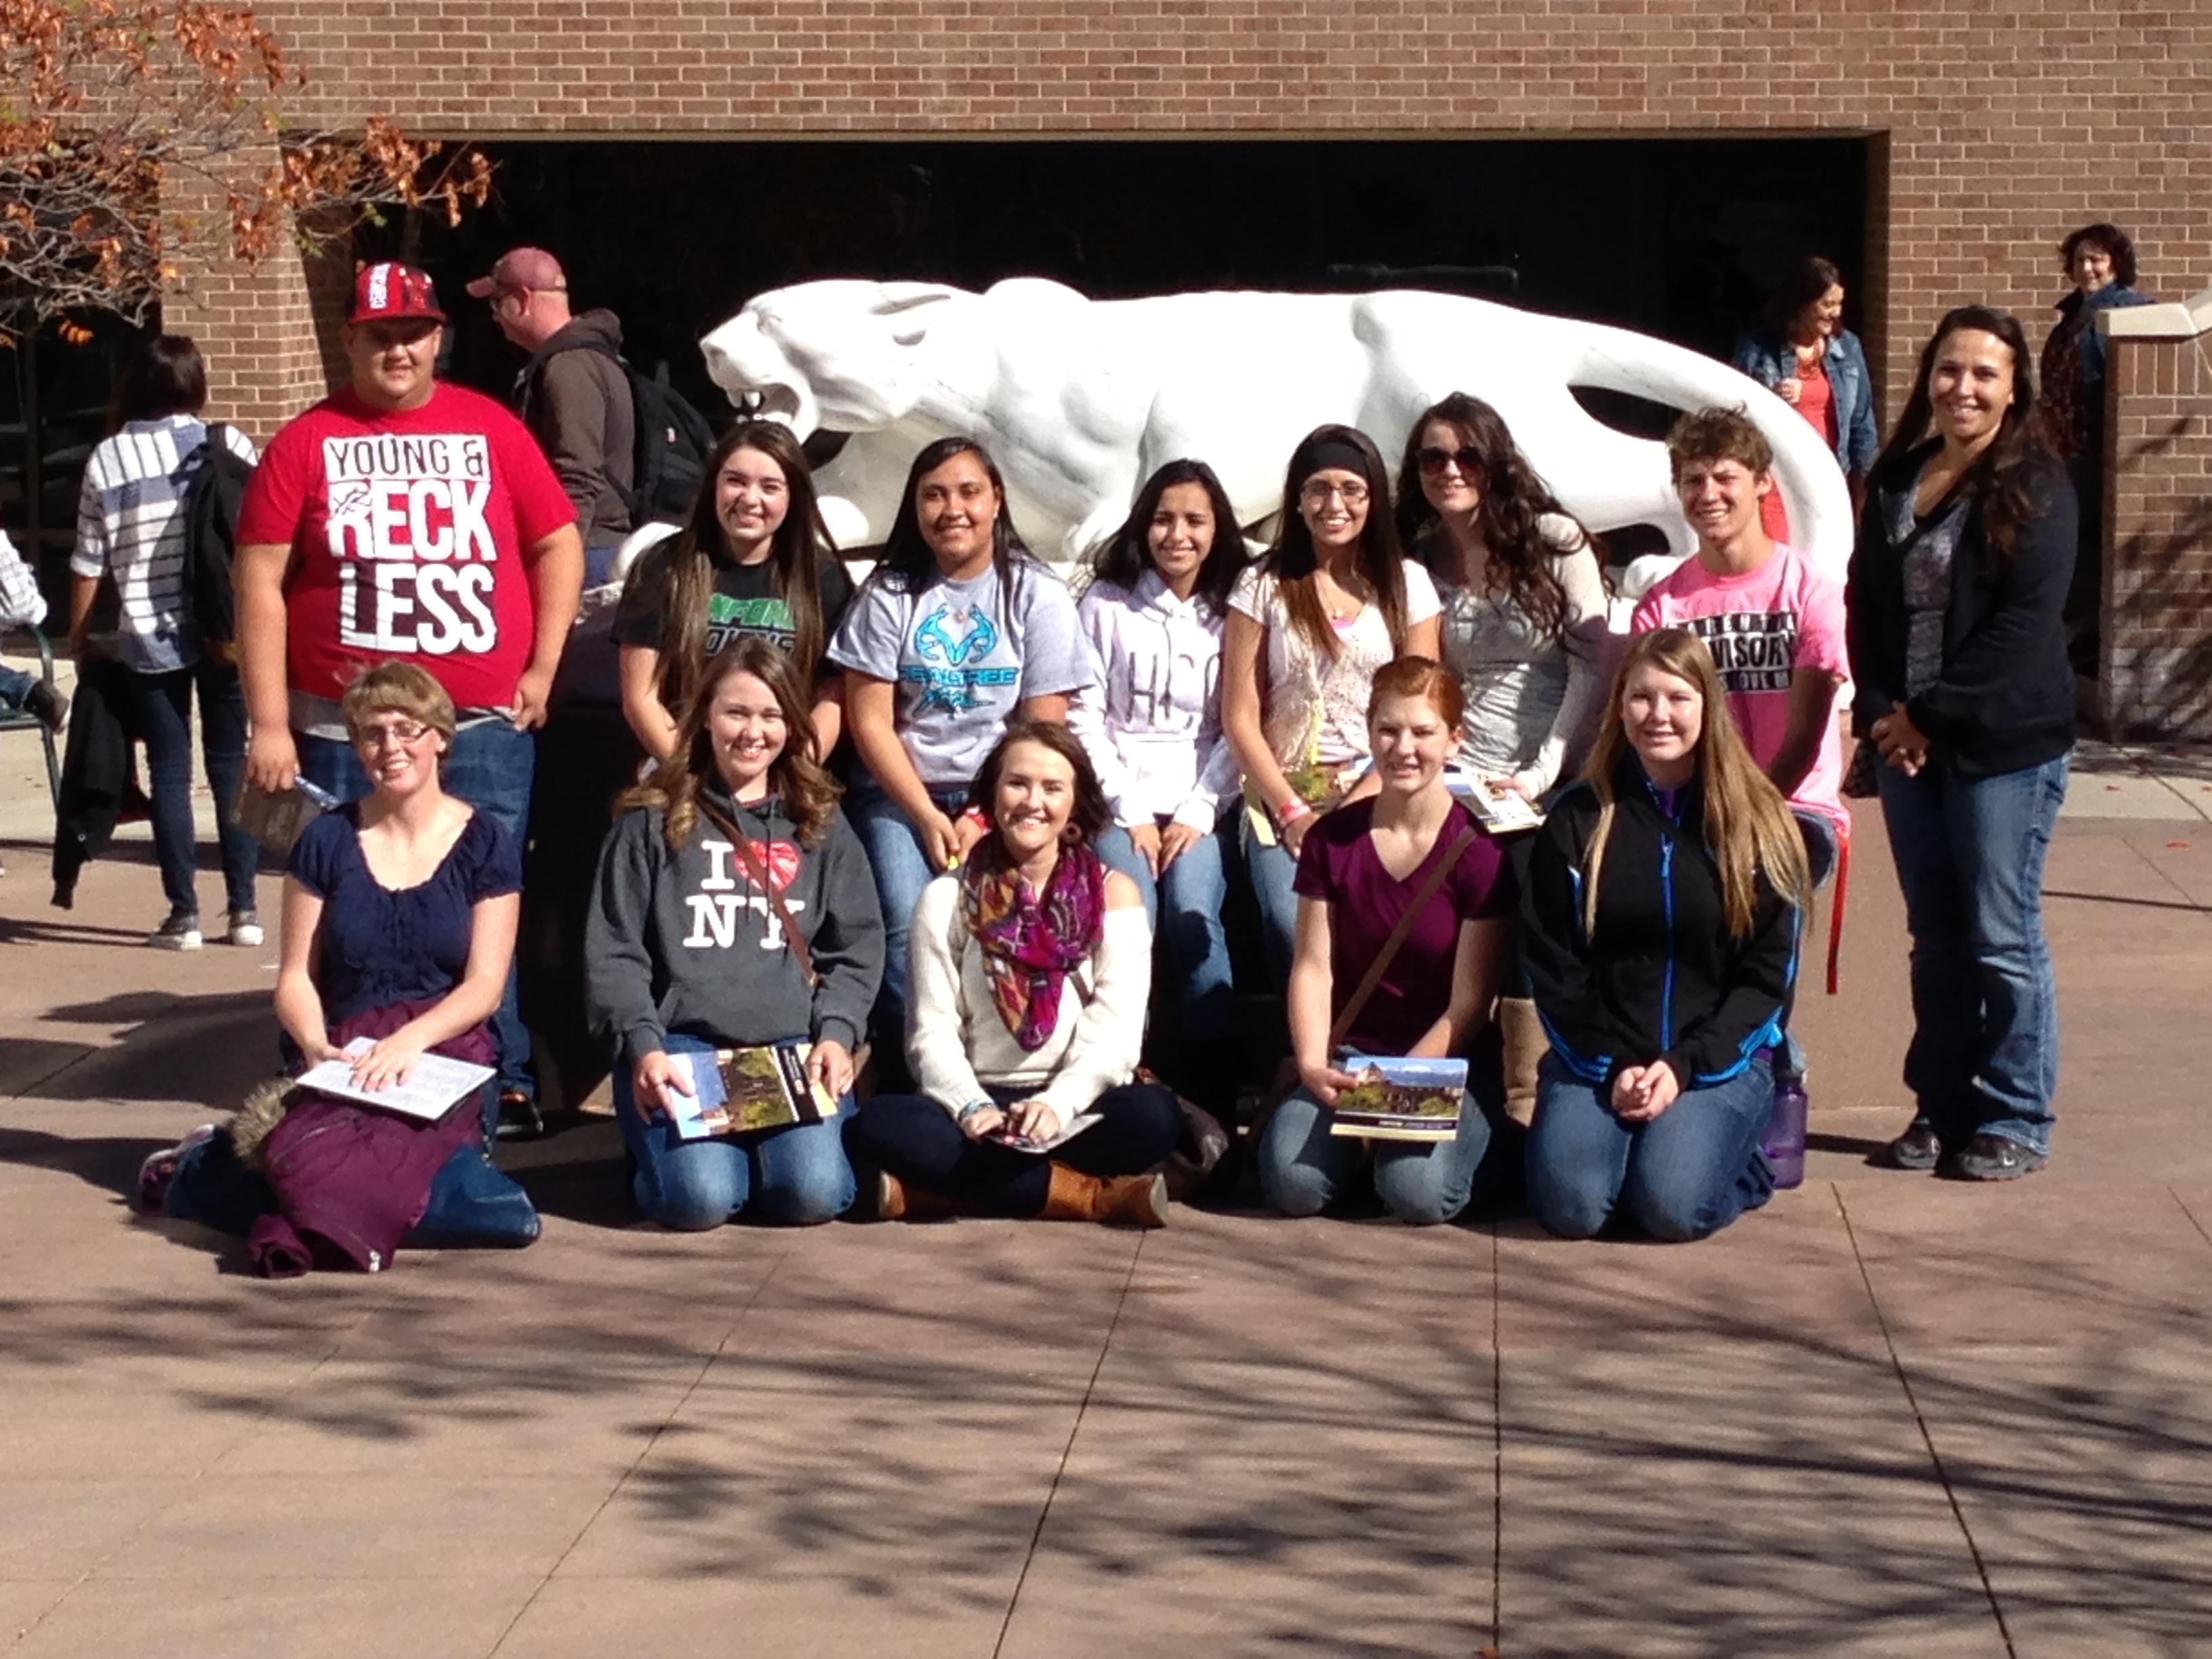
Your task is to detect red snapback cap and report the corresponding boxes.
[349,261,446,325]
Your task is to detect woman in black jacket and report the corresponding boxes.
[1847,305,2076,1181]
[1523,628,1809,1241]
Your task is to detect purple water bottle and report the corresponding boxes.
[1762,1080,1808,1189]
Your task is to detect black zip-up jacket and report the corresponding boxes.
[1522,762,1799,1092]
[1846,441,2076,779]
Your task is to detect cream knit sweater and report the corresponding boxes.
[906,874,1151,1123]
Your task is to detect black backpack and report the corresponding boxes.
[172,425,255,663]
[525,336,716,529]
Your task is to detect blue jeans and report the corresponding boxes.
[298,718,539,1106]
[1876,752,2068,1155]
[1096,819,1237,1042]
[612,1033,856,1229]
[1527,1052,1776,1240]
[133,661,259,918]
[1242,815,1300,989]
[0,664,34,706]
[844,774,970,1050]
[1258,1084,1500,1225]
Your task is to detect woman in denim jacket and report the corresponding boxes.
[1733,256,1880,518]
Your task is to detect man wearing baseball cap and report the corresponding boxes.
[468,247,634,571]
[232,259,583,1130]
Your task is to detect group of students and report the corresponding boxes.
[136,284,2079,1270]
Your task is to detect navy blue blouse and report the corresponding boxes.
[287,804,522,1025]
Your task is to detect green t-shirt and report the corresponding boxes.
[613,543,854,677]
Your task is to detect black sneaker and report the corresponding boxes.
[1946,1132,2047,1182]
[1881,1122,1944,1171]
[495,1089,546,1141]
[24,680,67,733]
[149,910,203,951]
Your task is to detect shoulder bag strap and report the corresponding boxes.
[695,798,819,989]
[1326,821,1482,1050]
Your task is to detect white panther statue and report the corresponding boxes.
[699,277,1853,583]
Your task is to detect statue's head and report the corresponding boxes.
[699,280,962,437]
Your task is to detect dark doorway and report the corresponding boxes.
[380,134,1871,420]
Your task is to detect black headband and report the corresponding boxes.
[1292,437,1372,487]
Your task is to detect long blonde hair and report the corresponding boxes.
[1578,628,1809,939]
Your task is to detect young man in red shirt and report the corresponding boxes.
[235,261,583,1131]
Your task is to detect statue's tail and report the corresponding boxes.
[1559,323,1856,581]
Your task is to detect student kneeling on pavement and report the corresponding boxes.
[1259,657,1517,1225]
[1523,629,1808,1242]
[844,721,1181,1227]
[586,638,884,1229]
[139,665,539,1275]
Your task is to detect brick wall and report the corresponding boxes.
[2105,312,2212,738]
[169,0,2212,447]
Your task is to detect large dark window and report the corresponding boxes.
[388,135,1870,421]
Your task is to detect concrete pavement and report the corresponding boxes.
[1,713,2209,1656]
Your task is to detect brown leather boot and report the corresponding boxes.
[872,1170,966,1222]
[1040,1163,1170,1228]
[1500,996,1546,1130]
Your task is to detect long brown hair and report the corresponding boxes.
[1871,306,2049,575]
[1578,629,1808,939]
[618,636,841,851]
[1395,393,1582,642]
[637,420,837,720]
[1266,424,1410,661]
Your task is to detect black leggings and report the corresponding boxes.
[845,1083,1183,1215]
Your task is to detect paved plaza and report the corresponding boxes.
[0,716,2208,1657]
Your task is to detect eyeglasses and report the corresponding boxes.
[1300,480,1370,507]
[1417,445,1484,476]
[356,720,436,750]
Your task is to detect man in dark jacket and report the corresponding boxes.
[468,247,636,582]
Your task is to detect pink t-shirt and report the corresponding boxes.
[1630,542,1849,829]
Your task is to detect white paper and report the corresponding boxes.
[295,1038,495,1122]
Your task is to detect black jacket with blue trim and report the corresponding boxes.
[1521,760,1800,1092]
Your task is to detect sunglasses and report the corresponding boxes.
[1417,445,1485,476]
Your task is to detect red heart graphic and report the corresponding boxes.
[748,840,801,892]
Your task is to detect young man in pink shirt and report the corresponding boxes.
[1631,406,1850,1129]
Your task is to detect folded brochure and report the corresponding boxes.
[1329,1054,1469,1142]
[1443,766,1544,834]
[665,1044,840,1141]
[295,1038,495,1122]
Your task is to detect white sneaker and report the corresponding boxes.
[226,909,264,947]
[149,912,203,950]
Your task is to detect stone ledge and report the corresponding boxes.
[2103,286,2212,340]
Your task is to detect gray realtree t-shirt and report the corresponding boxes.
[827,557,1092,788]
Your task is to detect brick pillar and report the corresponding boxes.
[2104,291,2212,738]
[157,160,332,448]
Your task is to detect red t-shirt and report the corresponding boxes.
[235,382,575,710]
[1292,798,1515,1056]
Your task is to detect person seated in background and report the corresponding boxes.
[1631,407,1847,1126]
[1258,658,1517,1225]
[844,721,1181,1227]
[613,421,853,762]
[586,637,883,1230]
[140,664,537,1276]
[0,526,66,732]
[1070,457,1248,1115]
[827,438,1092,1069]
[1523,628,1807,1242]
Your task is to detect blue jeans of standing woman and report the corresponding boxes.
[1875,752,2068,1155]
[132,660,259,920]
[1526,1052,1776,1240]
[612,1032,856,1229]
[1096,818,1237,1050]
